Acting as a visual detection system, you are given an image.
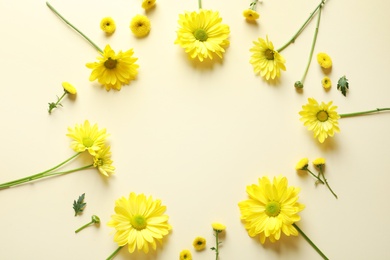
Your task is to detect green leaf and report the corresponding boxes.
[337,75,349,96]
[73,193,86,216]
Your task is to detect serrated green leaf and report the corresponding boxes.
[337,75,349,97]
[73,193,86,216]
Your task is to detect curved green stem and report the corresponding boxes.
[293,223,329,260]
[318,166,338,199]
[340,108,390,118]
[48,91,67,113]
[46,2,103,53]
[306,168,324,184]
[277,0,325,52]
[0,152,81,189]
[106,246,123,260]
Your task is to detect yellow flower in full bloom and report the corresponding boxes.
[295,158,309,170]
[175,9,230,62]
[86,45,138,91]
[180,249,192,260]
[317,52,332,69]
[238,175,305,244]
[299,98,341,143]
[250,36,286,80]
[130,15,151,37]
[62,82,77,95]
[100,17,116,34]
[107,192,172,254]
[142,0,156,10]
[192,236,206,251]
[313,157,326,167]
[243,9,260,21]
[93,145,115,176]
[321,76,332,89]
[66,120,109,156]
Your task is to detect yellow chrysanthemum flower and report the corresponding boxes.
[238,175,305,244]
[93,145,115,176]
[175,9,230,62]
[107,192,172,254]
[179,249,192,260]
[250,36,286,80]
[211,222,226,232]
[130,15,151,38]
[62,82,77,95]
[100,17,116,34]
[243,9,260,21]
[295,158,309,170]
[299,98,341,143]
[313,157,326,167]
[192,236,206,251]
[66,120,109,156]
[317,52,332,69]
[142,0,156,10]
[86,44,139,91]
[322,76,332,89]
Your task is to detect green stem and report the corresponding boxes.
[48,91,67,113]
[277,0,325,52]
[250,0,258,10]
[318,166,338,199]
[293,223,329,260]
[298,4,322,86]
[214,230,220,260]
[0,152,81,189]
[43,164,94,178]
[75,220,93,233]
[306,168,324,184]
[339,108,390,118]
[46,2,103,53]
[198,0,202,9]
[106,246,124,260]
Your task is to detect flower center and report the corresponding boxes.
[317,110,329,122]
[265,49,274,60]
[194,28,208,41]
[104,58,117,69]
[197,241,203,245]
[265,201,281,217]
[130,215,147,230]
[82,137,94,148]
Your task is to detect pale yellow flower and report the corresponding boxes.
[130,15,151,38]
[250,36,286,80]
[192,236,206,251]
[100,17,116,34]
[238,175,305,244]
[107,193,172,254]
[243,9,260,21]
[295,158,309,170]
[299,98,340,143]
[86,45,139,91]
[322,76,332,89]
[93,145,115,176]
[179,249,192,260]
[62,82,77,95]
[317,52,332,69]
[175,9,230,62]
[142,0,156,10]
[66,120,109,156]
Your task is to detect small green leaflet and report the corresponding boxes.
[337,75,349,96]
[73,193,86,216]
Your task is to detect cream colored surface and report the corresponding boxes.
[1,0,389,259]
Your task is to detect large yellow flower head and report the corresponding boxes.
[250,36,286,80]
[93,145,115,176]
[86,44,139,91]
[299,98,341,143]
[174,9,230,62]
[107,192,172,254]
[66,120,109,156]
[238,175,305,244]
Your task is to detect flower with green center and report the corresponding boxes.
[238,175,305,244]
[67,120,109,156]
[322,76,332,89]
[130,15,151,38]
[295,158,309,171]
[317,52,332,69]
[142,0,156,10]
[48,82,77,114]
[107,192,172,255]
[100,17,116,34]
[299,98,340,143]
[86,44,139,91]
[93,145,115,176]
[250,36,286,80]
[192,236,206,251]
[243,9,260,21]
[180,249,192,260]
[175,9,230,62]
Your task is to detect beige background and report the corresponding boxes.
[1,0,390,259]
